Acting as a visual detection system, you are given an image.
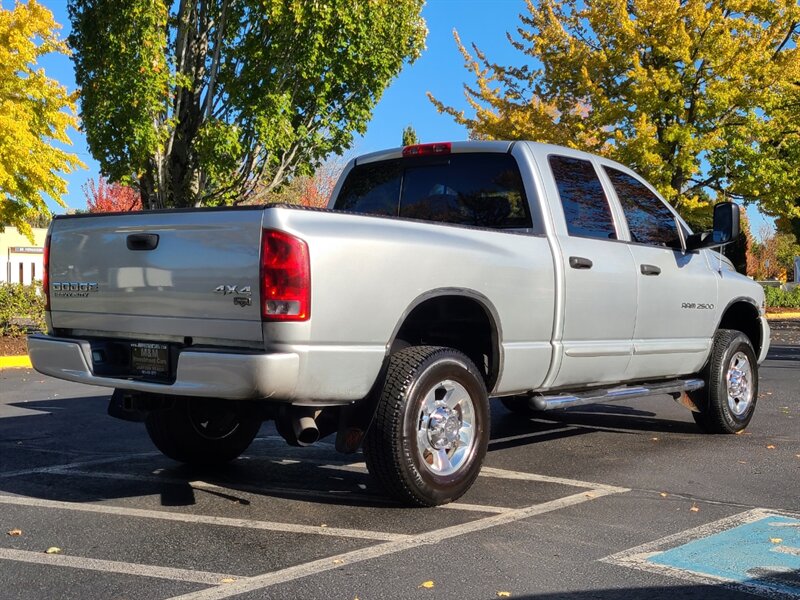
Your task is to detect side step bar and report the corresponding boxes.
[530,378,705,412]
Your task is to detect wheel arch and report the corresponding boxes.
[387,288,503,393]
[715,297,763,357]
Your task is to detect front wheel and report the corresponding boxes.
[363,346,490,507]
[690,329,758,434]
[145,398,261,464]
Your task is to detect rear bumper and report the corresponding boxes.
[27,334,299,401]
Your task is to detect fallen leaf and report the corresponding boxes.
[7,529,22,536]
[320,524,328,528]
[660,492,668,498]
[45,547,61,554]
[690,505,700,513]
[766,445,776,450]
[497,592,512,598]
[333,559,344,565]
[770,538,783,544]
[420,581,435,589]
[220,578,236,584]
[585,492,596,498]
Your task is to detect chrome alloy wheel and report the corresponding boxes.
[726,351,753,417]
[415,379,476,477]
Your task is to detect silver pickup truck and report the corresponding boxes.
[30,141,770,506]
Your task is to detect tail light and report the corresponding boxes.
[260,229,310,321]
[402,142,452,157]
[43,233,51,311]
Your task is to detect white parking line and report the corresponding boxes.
[479,466,630,493]
[440,502,512,514]
[0,548,238,586]
[0,494,409,542]
[488,426,578,446]
[0,452,159,479]
[775,545,800,557]
[166,488,622,600]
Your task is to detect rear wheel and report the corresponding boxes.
[363,346,490,507]
[145,398,261,464]
[690,329,758,434]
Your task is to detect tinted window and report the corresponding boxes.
[604,167,680,247]
[549,156,616,239]
[334,153,532,230]
[334,161,402,216]
[400,154,530,229]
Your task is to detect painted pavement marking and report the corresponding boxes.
[0,548,239,586]
[479,466,630,493]
[165,487,623,600]
[0,452,160,479]
[603,508,800,600]
[0,494,409,542]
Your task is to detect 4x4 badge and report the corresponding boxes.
[214,285,251,296]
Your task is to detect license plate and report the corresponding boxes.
[131,343,169,378]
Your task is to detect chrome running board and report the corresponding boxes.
[530,378,705,412]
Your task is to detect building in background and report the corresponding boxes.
[1,227,47,284]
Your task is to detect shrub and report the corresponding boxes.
[0,283,46,337]
[764,285,800,309]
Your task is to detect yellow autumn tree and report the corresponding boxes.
[0,0,83,238]
[429,0,800,227]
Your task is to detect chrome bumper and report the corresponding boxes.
[27,334,299,400]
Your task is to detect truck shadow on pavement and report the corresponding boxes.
[0,392,711,510]
[765,343,800,362]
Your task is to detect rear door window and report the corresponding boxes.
[334,153,532,230]
[548,155,617,240]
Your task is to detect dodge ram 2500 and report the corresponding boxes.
[29,141,770,506]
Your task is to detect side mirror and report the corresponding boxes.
[712,201,740,245]
[685,202,741,250]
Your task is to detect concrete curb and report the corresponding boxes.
[0,355,32,369]
[766,312,800,320]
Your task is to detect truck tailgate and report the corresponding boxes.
[48,208,265,345]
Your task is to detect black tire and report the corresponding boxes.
[145,398,261,464]
[500,395,542,416]
[690,329,758,434]
[363,346,490,507]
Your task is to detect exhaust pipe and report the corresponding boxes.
[292,409,320,446]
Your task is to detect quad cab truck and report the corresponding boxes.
[29,141,770,507]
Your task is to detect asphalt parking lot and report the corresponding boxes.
[1,322,798,600]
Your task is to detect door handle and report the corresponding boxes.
[126,233,159,251]
[640,264,661,276]
[569,256,593,270]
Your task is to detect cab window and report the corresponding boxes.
[549,155,617,240]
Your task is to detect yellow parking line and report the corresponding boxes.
[0,355,32,369]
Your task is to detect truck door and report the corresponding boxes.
[601,166,718,379]
[543,155,638,388]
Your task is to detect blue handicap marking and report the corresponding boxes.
[650,514,800,596]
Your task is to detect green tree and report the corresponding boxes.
[69,0,426,210]
[0,0,83,239]
[429,0,800,226]
[402,125,419,146]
